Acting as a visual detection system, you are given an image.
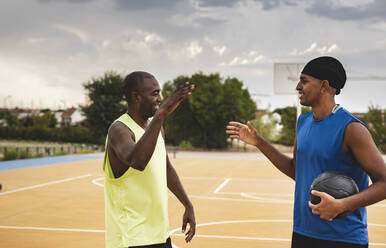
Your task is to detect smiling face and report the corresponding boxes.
[296,74,323,107]
[137,77,162,119]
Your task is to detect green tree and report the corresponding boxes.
[249,110,279,141]
[162,72,256,149]
[274,106,297,146]
[33,111,57,128]
[364,105,386,153]
[274,106,312,146]
[3,111,19,127]
[80,71,126,143]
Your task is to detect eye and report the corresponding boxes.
[153,91,160,96]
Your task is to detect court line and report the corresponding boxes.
[172,234,386,246]
[182,176,292,182]
[369,223,386,227]
[172,233,290,241]
[90,177,386,207]
[0,174,92,196]
[218,191,293,197]
[188,194,294,204]
[1,221,385,246]
[213,178,230,194]
[169,219,386,246]
[90,177,291,204]
[91,177,104,187]
[240,193,293,203]
[0,225,180,248]
[90,176,291,184]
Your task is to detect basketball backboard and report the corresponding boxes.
[274,63,305,95]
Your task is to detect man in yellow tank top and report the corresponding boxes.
[103,71,196,248]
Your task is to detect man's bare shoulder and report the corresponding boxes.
[108,121,135,141]
[345,121,369,140]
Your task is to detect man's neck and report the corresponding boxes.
[312,101,337,120]
[127,109,148,129]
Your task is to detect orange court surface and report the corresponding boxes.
[1,152,385,248]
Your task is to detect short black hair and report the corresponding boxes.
[123,71,155,103]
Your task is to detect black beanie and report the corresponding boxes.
[301,56,346,95]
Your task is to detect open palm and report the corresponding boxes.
[226,121,258,146]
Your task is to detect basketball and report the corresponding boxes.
[310,171,359,218]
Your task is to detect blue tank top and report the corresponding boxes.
[294,106,369,244]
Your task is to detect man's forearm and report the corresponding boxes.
[342,180,386,212]
[167,163,193,209]
[255,136,296,180]
[128,114,164,171]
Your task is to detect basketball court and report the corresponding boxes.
[1,152,385,247]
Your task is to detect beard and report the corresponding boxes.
[140,105,158,119]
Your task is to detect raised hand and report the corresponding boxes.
[226,121,260,146]
[158,82,194,117]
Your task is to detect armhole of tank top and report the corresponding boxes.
[341,119,364,162]
[104,147,137,180]
[104,150,115,179]
[105,119,138,180]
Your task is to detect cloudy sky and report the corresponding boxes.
[1,0,385,112]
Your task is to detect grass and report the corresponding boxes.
[1,151,44,161]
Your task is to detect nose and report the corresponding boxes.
[158,94,162,102]
[296,81,302,91]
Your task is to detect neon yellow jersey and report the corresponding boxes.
[103,113,169,248]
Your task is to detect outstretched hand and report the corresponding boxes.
[308,190,345,221]
[226,121,259,146]
[182,206,196,243]
[158,82,194,117]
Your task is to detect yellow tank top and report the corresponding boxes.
[103,113,169,248]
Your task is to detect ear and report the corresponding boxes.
[321,80,337,95]
[320,80,330,93]
[132,91,141,103]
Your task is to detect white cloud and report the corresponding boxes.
[102,40,110,48]
[369,21,386,32]
[376,39,386,49]
[0,55,84,109]
[170,13,202,28]
[27,37,45,44]
[204,36,216,45]
[327,44,339,53]
[203,37,227,56]
[1,0,385,112]
[213,45,226,56]
[253,55,267,63]
[186,41,203,58]
[304,42,317,53]
[229,56,241,65]
[248,50,259,56]
[241,59,249,65]
[226,51,271,66]
[290,42,340,55]
[330,0,375,8]
[121,30,165,53]
[55,24,89,43]
[144,33,164,46]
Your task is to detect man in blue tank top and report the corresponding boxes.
[226,56,386,248]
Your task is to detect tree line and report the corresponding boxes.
[1,71,385,153]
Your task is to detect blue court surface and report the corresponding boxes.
[0,153,104,171]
